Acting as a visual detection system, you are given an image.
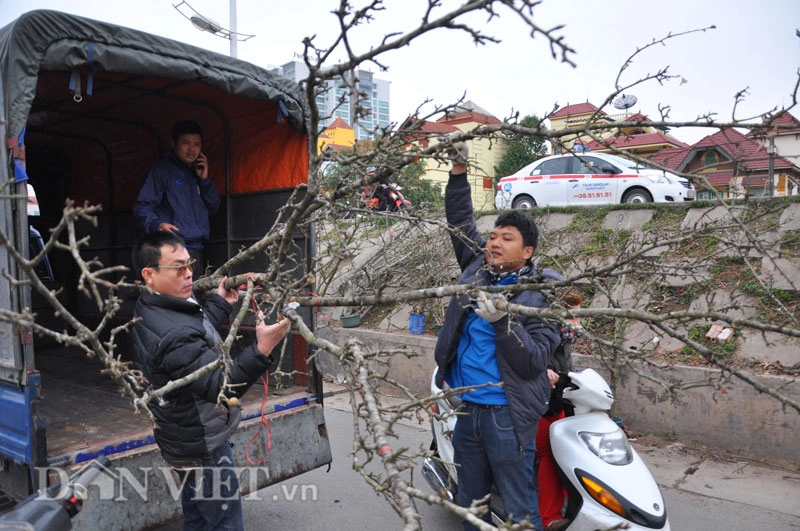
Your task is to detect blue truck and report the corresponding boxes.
[0,10,331,528]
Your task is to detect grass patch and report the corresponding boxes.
[781,229,800,255]
[674,324,737,362]
[581,228,632,256]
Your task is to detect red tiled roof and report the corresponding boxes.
[324,143,351,152]
[651,146,692,170]
[747,110,800,138]
[326,117,352,130]
[550,102,604,118]
[742,175,768,187]
[693,128,794,171]
[419,121,459,134]
[623,113,651,123]
[693,171,733,187]
[437,112,501,126]
[586,132,687,151]
[772,110,800,133]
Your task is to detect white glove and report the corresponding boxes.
[438,134,470,165]
[475,291,505,323]
[448,141,470,165]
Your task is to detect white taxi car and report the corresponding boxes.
[495,152,695,209]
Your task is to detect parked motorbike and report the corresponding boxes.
[373,181,411,212]
[0,457,109,530]
[422,369,670,530]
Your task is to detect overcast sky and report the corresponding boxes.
[2,0,798,144]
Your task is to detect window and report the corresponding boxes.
[575,157,617,174]
[696,190,714,200]
[703,151,718,168]
[535,157,569,175]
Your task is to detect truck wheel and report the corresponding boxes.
[512,195,536,209]
[622,188,653,203]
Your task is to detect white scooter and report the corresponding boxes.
[422,369,670,530]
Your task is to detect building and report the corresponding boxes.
[652,125,800,199]
[548,102,686,158]
[317,117,355,154]
[274,60,390,141]
[749,109,800,170]
[405,101,508,210]
[549,102,800,199]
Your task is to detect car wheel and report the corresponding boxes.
[622,188,653,204]
[511,195,536,209]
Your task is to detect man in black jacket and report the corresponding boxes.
[131,231,289,531]
[434,142,561,531]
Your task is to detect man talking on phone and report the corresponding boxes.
[134,120,221,279]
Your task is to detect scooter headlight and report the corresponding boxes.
[579,430,633,465]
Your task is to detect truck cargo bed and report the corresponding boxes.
[35,345,309,465]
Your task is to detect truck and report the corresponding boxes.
[0,10,331,529]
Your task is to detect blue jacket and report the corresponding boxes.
[133,152,221,248]
[434,172,562,448]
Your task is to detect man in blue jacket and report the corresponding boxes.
[134,120,221,278]
[434,141,561,531]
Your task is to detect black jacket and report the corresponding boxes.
[131,291,272,460]
[434,172,561,448]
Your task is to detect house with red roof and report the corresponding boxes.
[652,124,800,199]
[548,102,685,158]
[403,101,508,210]
[747,109,800,170]
[317,117,355,153]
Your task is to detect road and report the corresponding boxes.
[157,391,800,530]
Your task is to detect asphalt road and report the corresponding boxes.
[157,394,800,530]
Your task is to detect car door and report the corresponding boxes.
[522,156,570,206]
[566,156,620,205]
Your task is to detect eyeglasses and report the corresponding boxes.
[151,259,196,276]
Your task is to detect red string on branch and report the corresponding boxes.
[245,374,272,465]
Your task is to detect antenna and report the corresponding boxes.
[613,94,638,111]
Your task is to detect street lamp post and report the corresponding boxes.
[174,0,254,59]
[767,135,776,197]
[229,0,237,58]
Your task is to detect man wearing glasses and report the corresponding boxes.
[134,120,220,279]
[131,231,289,530]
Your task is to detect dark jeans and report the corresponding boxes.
[175,442,244,531]
[453,404,542,531]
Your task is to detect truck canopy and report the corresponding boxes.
[1,8,309,192]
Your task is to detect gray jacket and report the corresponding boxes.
[434,172,561,448]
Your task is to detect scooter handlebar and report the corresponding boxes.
[0,456,111,530]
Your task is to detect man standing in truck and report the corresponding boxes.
[131,231,290,530]
[134,120,220,279]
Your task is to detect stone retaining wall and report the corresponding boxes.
[317,327,800,462]
[317,200,800,461]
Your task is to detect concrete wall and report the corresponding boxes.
[317,200,800,461]
[316,327,800,462]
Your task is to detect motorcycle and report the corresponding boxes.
[422,369,670,530]
[0,456,109,530]
[372,181,411,212]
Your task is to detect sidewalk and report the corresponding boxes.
[634,435,800,518]
[322,383,800,520]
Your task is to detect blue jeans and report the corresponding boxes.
[177,442,244,531]
[453,404,542,531]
